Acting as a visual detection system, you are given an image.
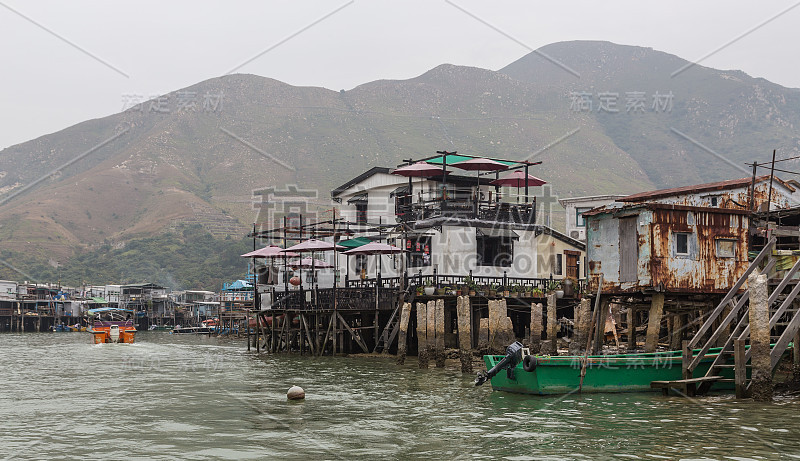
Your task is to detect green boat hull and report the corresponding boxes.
[483,349,737,395]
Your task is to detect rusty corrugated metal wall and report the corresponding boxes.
[587,205,749,294]
[649,208,748,293]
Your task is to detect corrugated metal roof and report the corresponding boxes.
[619,175,793,202]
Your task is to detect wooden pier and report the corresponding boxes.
[248,281,578,362]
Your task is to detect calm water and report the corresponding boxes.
[2,333,800,460]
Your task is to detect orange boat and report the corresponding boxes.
[88,308,137,344]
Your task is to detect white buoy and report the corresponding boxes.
[287,385,305,400]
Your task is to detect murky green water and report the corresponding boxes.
[2,332,800,460]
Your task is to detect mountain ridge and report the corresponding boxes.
[0,40,797,286]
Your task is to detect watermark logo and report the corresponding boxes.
[252,185,319,231]
[569,91,674,114]
[121,91,224,113]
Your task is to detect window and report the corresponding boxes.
[716,239,736,258]
[476,228,517,267]
[675,232,690,255]
[355,202,367,225]
[477,236,513,267]
[408,236,432,268]
[710,196,718,207]
[347,193,368,225]
[554,253,563,275]
[576,207,592,226]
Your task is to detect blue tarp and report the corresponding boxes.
[224,280,252,291]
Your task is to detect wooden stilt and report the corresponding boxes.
[456,296,472,373]
[794,328,800,383]
[748,273,772,401]
[396,302,412,365]
[627,308,637,351]
[337,311,369,353]
[734,338,747,399]
[530,302,543,354]
[434,299,445,368]
[477,318,489,354]
[645,293,665,353]
[571,298,591,355]
[416,302,429,368]
[320,313,334,357]
[670,313,683,350]
[426,300,436,364]
[544,293,558,355]
[301,314,316,356]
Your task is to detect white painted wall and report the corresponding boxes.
[0,280,16,299]
[104,285,121,303]
[559,195,626,242]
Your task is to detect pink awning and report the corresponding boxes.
[342,242,406,255]
[282,239,344,252]
[490,170,547,187]
[451,158,509,171]
[391,162,448,178]
[241,245,299,258]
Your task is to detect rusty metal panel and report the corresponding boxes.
[586,212,620,290]
[619,217,638,283]
[649,208,748,293]
[587,205,748,294]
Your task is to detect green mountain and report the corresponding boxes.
[0,40,797,287]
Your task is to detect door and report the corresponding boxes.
[619,217,639,283]
[565,250,580,279]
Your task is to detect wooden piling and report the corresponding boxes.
[396,302,412,365]
[593,297,610,355]
[645,293,665,353]
[434,299,446,368]
[478,318,489,353]
[543,293,558,355]
[794,329,800,384]
[426,300,437,366]
[626,308,636,351]
[571,298,591,355]
[529,302,543,354]
[734,338,747,398]
[748,273,773,401]
[487,300,500,354]
[456,296,472,372]
[669,313,683,351]
[416,302,429,368]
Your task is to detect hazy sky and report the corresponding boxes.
[2,0,799,150]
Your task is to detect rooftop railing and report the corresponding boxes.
[396,197,536,224]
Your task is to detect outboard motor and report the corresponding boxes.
[474,341,524,386]
[109,325,120,343]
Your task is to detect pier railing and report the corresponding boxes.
[344,272,586,296]
[396,198,536,224]
[272,287,398,311]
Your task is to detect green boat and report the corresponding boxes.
[479,345,741,395]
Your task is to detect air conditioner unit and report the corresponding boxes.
[570,230,580,239]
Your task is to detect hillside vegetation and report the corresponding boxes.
[0,40,797,287]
